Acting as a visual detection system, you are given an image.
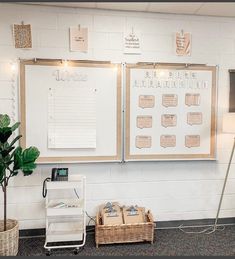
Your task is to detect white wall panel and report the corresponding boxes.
[0,3,234,230]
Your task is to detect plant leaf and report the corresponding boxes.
[0,128,12,143]
[22,170,33,176]
[11,122,20,132]
[21,163,36,173]
[9,135,22,148]
[13,146,40,173]
[11,171,18,177]
[22,147,40,164]
[13,146,23,171]
[2,146,15,158]
[0,114,10,128]
[0,163,5,183]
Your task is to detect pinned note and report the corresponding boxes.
[138,95,155,108]
[70,26,88,52]
[185,135,200,148]
[162,94,178,107]
[187,112,202,125]
[175,31,191,56]
[135,136,152,149]
[185,93,200,106]
[161,114,177,128]
[136,116,152,129]
[160,135,176,148]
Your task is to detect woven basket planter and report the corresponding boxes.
[0,219,19,256]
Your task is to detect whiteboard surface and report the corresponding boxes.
[23,63,120,161]
[126,65,216,160]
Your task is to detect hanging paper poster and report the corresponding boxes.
[124,29,141,54]
[70,27,88,52]
[175,31,191,56]
[13,24,32,49]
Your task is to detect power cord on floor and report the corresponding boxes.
[178,224,225,235]
[73,188,96,232]
[85,211,96,226]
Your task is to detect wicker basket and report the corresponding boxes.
[0,219,19,256]
[95,210,154,248]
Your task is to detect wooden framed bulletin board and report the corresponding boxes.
[20,59,122,163]
[125,63,217,161]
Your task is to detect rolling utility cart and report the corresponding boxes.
[44,176,86,255]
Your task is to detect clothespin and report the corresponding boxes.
[21,21,24,26]
[131,27,134,35]
[181,29,184,37]
[78,24,81,31]
[34,58,37,63]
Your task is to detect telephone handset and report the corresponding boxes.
[42,168,69,198]
[51,168,68,181]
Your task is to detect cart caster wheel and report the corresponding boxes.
[45,250,51,256]
[74,248,80,255]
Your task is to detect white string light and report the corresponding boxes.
[10,62,16,72]
[63,59,69,67]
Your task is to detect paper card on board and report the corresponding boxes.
[138,95,155,108]
[160,135,176,148]
[70,27,88,52]
[162,94,178,107]
[185,93,201,106]
[187,112,202,125]
[185,135,200,148]
[135,136,152,149]
[136,116,152,129]
[161,114,177,128]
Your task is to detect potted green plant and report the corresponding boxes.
[0,114,40,256]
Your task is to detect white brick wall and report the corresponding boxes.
[0,3,235,230]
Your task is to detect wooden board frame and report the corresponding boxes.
[20,59,122,163]
[125,63,217,161]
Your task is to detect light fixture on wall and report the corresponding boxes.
[113,64,118,71]
[10,63,16,72]
[210,112,235,233]
[63,59,69,67]
[10,61,17,73]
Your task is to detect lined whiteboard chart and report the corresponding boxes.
[125,64,216,161]
[48,86,96,149]
[20,60,122,163]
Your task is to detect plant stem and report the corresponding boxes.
[3,176,7,231]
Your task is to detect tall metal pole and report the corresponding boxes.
[212,137,235,231]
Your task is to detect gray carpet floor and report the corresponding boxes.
[18,226,235,256]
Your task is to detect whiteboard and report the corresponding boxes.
[125,64,217,161]
[20,60,122,163]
